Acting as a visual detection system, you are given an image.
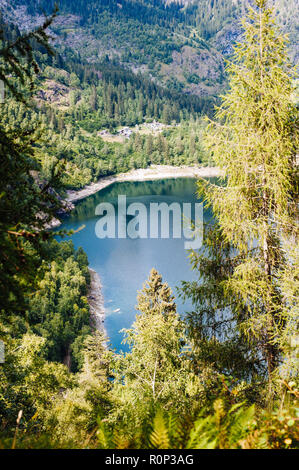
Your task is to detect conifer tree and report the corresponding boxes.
[199,0,298,384]
[111,269,201,434]
[0,8,57,102]
[41,332,112,446]
[0,10,62,317]
[180,223,266,383]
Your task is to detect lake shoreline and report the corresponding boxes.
[55,166,220,333]
[48,165,220,228]
[66,165,221,204]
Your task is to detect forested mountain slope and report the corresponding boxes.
[0,7,212,193]
[1,0,297,97]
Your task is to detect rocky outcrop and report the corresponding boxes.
[37,80,70,106]
[162,45,225,96]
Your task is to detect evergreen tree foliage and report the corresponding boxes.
[0,9,63,317]
[179,222,267,387]
[42,331,112,446]
[27,241,92,370]
[0,8,57,101]
[197,0,298,383]
[0,0,298,451]
[110,269,201,436]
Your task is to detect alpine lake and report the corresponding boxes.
[57,177,214,351]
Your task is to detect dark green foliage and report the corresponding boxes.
[179,223,266,384]
[27,240,92,371]
[2,72,210,190]
[0,0,298,451]
[19,0,190,66]
[0,9,64,317]
[0,7,57,101]
[186,0,239,41]
[10,0,232,94]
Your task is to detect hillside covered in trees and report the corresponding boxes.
[0,5,214,190]
[0,0,298,453]
[1,0,298,96]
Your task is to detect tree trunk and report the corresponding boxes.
[262,185,277,380]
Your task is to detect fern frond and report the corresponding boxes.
[113,432,131,449]
[150,410,170,449]
[228,405,255,448]
[186,415,217,449]
[97,421,113,449]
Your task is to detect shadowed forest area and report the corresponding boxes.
[0,0,298,450]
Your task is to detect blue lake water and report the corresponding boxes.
[57,178,213,351]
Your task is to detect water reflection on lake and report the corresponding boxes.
[57,178,214,351]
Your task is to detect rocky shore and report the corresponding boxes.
[66,165,221,204]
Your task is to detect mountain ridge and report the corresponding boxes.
[0,0,298,97]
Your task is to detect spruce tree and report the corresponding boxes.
[0,10,62,317]
[179,223,266,383]
[0,9,57,102]
[111,269,201,434]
